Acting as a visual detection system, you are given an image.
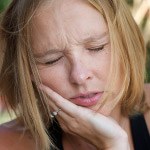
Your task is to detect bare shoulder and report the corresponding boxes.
[144,83,150,133]
[0,119,35,150]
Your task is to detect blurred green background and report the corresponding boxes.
[0,0,150,124]
[0,0,10,13]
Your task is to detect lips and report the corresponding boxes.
[70,92,103,107]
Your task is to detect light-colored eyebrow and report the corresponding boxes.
[34,49,63,58]
[80,31,109,44]
[33,31,109,58]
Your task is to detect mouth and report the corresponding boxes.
[70,92,103,107]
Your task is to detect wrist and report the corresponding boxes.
[96,131,130,150]
[110,133,130,150]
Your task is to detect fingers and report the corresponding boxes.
[39,84,91,135]
[39,84,81,118]
[39,84,77,129]
[38,84,127,147]
[39,84,97,124]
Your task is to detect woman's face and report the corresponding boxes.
[32,0,116,115]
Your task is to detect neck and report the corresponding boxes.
[110,104,127,126]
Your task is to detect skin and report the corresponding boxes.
[32,0,118,116]
[0,120,36,150]
[0,0,150,150]
[32,0,130,149]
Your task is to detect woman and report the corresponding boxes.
[0,0,149,150]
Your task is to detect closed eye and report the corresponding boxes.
[87,45,105,52]
[45,56,63,65]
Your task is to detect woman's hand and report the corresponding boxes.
[39,84,130,150]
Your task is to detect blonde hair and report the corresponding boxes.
[0,0,146,150]
[88,0,146,115]
[0,0,51,149]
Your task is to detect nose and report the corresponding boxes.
[69,60,93,85]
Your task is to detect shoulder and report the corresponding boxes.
[0,119,35,150]
[144,83,150,133]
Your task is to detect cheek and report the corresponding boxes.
[38,66,68,96]
[94,51,111,81]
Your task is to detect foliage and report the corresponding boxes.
[126,0,134,6]
[0,0,10,12]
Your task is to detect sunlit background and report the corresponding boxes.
[0,0,150,124]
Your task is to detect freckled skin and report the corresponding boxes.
[32,0,117,115]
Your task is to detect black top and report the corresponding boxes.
[130,114,150,150]
[48,114,150,150]
[48,120,63,150]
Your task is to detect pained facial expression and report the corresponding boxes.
[32,0,113,115]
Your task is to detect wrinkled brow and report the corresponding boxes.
[33,31,109,58]
[79,31,109,44]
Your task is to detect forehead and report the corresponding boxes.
[31,0,108,52]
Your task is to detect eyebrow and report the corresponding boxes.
[34,31,109,58]
[34,49,63,58]
[80,31,109,44]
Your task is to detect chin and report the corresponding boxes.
[89,104,115,117]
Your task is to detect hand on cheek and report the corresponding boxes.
[39,84,130,150]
